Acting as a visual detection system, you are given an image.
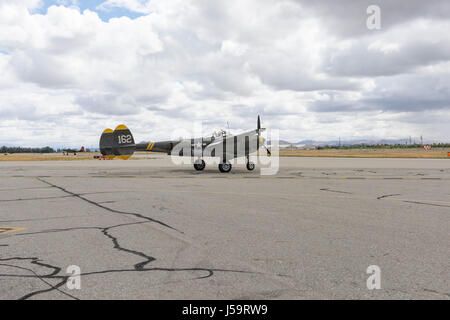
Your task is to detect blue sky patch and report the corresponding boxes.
[33,0,146,21]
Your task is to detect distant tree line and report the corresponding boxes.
[316,143,450,150]
[1,146,55,153]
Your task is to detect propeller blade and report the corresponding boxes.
[257,115,261,131]
[263,145,271,156]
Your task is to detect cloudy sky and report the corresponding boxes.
[0,0,449,147]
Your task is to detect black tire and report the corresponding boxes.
[218,162,232,173]
[246,162,255,171]
[194,160,206,171]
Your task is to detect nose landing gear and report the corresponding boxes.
[218,161,232,173]
[246,155,255,171]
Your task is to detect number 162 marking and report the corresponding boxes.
[118,135,132,144]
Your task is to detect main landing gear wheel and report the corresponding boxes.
[246,162,255,171]
[194,159,206,171]
[218,162,232,173]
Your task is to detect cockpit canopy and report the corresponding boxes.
[213,129,228,138]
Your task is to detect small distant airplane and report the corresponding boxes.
[99,116,271,172]
[63,146,85,155]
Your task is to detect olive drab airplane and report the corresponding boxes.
[99,116,271,173]
[63,146,85,155]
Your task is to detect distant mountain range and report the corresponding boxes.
[270,138,437,147]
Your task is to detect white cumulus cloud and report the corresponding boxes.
[0,0,449,148]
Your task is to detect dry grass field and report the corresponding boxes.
[0,153,97,161]
[0,148,449,161]
[279,148,450,159]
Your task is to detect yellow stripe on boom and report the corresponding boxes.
[146,142,155,151]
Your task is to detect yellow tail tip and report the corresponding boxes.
[115,124,129,131]
[102,128,114,134]
[117,155,132,160]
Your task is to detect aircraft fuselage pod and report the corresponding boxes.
[99,116,270,172]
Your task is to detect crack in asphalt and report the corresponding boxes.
[0,186,53,192]
[0,177,265,299]
[17,222,159,271]
[0,256,78,300]
[0,262,76,300]
[377,194,401,200]
[0,191,131,203]
[422,288,450,298]
[0,257,61,277]
[2,169,448,299]
[320,188,352,194]
[101,223,156,270]
[0,215,86,223]
[0,195,75,202]
[403,200,450,208]
[36,177,182,234]
[10,223,260,280]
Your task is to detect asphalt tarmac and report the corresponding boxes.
[0,155,449,299]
